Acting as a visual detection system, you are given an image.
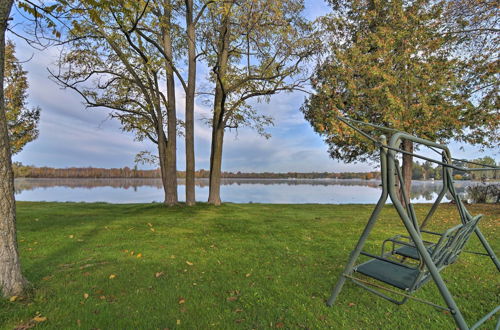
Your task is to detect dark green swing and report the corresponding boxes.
[327,117,500,330]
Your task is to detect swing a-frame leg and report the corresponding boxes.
[326,122,500,330]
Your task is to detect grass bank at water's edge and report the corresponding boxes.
[1,202,499,329]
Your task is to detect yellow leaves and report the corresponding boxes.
[176,320,181,325]
[155,272,164,278]
[9,296,18,302]
[109,274,117,279]
[245,273,251,278]
[147,223,153,227]
[33,315,47,323]
[69,235,74,239]
[83,293,89,300]
[124,250,143,259]
[150,228,156,232]
[178,297,186,304]
[227,296,238,302]
[185,261,194,266]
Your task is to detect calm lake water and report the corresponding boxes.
[13,178,477,204]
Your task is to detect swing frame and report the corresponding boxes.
[326,117,500,330]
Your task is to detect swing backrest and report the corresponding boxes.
[430,215,482,270]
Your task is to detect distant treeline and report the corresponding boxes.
[13,158,497,181]
[12,162,381,180]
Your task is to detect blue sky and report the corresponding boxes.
[10,1,498,172]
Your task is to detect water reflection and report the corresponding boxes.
[14,178,472,204]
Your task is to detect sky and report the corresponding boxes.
[10,1,499,172]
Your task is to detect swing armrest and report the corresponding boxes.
[420,229,444,236]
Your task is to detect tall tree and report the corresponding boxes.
[201,0,316,205]
[0,0,28,298]
[302,0,498,198]
[52,0,211,206]
[5,40,40,154]
[131,0,210,206]
[184,0,196,206]
[51,0,181,205]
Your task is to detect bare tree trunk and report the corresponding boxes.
[401,139,413,206]
[157,130,170,203]
[0,0,28,297]
[208,12,230,206]
[208,103,225,206]
[185,0,196,206]
[162,2,178,206]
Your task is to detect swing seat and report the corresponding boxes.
[356,259,421,290]
[394,245,434,260]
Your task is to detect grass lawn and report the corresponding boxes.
[1,202,499,329]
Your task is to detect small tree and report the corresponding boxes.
[5,40,40,154]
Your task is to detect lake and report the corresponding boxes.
[13,178,478,204]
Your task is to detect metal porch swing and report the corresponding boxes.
[326,117,500,330]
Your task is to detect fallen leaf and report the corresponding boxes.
[83,293,89,299]
[99,296,106,300]
[235,319,245,323]
[147,223,153,227]
[185,261,193,266]
[42,276,53,281]
[245,273,251,277]
[170,255,176,259]
[150,228,156,232]
[77,319,81,327]
[176,320,181,325]
[276,322,285,328]
[69,235,74,239]
[348,302,355,307]
[130,251,135,256]
[227,296,238,302]
[9,296,18,302]
[136,253,143,258]
[178,297,186,304]
[33,316,47,323]
[235,308,243,313]
[109,274,116,279]
[82,272,91,277]
[155,272,164,278]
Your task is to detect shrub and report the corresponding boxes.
[466,184,500,204]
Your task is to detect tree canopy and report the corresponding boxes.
[302,0,499,164]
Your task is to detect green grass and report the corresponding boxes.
[1,202,499,329]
